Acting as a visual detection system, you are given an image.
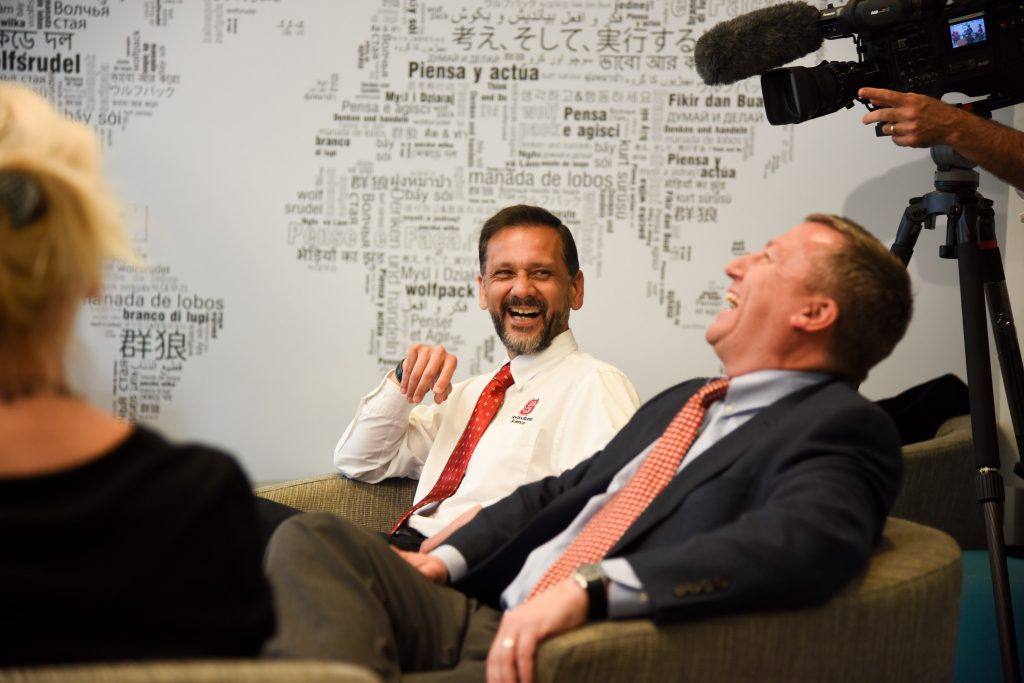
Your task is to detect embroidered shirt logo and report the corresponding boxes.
[512,398,540,425]
[520,399,539,415]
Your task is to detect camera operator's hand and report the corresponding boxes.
[859,88,964,148]
[858,87,1024,192]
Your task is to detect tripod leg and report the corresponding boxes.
[958,234,1022,682]
[985,277,1024,469]
[975,199,1024,471]
[890,197,927,266]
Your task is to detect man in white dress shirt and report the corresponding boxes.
[335,205,640,550]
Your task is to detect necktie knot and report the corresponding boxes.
[490,362,514,392]
[695,377,729,408]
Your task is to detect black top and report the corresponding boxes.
[0,426,275,665]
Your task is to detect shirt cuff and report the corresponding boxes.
[368,375,418,418]
[602,558,653,619]
[430,544,468,583]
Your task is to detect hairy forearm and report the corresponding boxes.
[947,113,1024,191]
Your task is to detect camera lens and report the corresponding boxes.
[761,61,882,125]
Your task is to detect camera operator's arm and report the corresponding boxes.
[859,87,1024,192]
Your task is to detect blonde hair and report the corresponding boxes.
[0,83,134,343]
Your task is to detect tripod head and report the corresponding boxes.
[931,144,977,174]
[890,143,994,265]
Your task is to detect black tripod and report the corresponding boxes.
[891,144,1024,682]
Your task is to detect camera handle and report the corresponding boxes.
[891,150,1024,682]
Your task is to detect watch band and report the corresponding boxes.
[571,563,609,621]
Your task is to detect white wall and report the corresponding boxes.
[1,0,1011,482]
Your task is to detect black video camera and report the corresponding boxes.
[761,0,1024,125]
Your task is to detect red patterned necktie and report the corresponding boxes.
[528,377,730,598]
[390,362,515,534]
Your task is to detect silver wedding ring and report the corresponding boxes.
[501,636,516,649]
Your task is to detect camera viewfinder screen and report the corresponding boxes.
[949,15,987,48]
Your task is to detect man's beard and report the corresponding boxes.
[490,295,569,356]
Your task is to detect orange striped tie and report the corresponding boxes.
[528,378,729,598]
[391,363,515,534]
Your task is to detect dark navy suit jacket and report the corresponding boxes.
[449,377,902,621]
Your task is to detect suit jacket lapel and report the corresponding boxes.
[609,379,836,554]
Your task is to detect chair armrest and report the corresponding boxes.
[535,517,961,683]
[0,660,379,682]
[255,474,417,533]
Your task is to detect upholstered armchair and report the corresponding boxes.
[256,470,964,682]
[1,416,970,682]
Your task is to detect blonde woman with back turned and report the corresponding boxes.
[0,83,274,665]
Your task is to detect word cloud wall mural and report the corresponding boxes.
[3,0,1009,479]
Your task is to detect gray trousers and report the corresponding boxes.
[263,512,501,683]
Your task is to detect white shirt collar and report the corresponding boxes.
[506,329,577,385]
